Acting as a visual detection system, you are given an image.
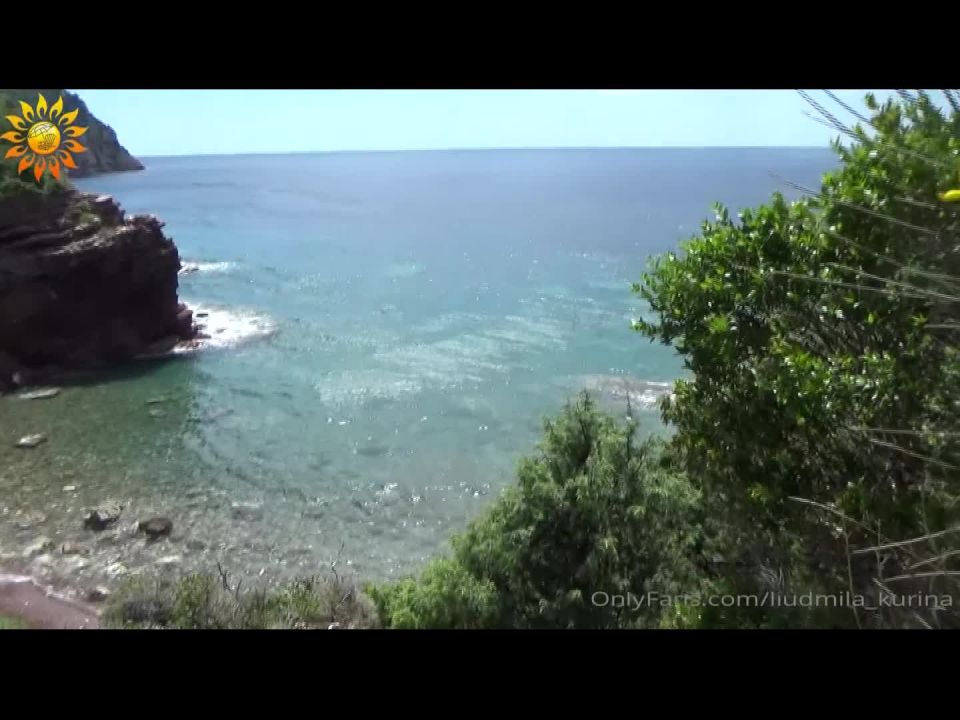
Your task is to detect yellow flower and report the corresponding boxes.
[2,93,87,182]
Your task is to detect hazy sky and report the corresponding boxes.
[71,89,901,157]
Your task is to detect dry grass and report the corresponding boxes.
[104,552,380,630]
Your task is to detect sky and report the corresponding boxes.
[71,89,901,157]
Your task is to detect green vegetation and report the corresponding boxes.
[0,614,28,629]
[631,90,960,628]
[369,90,960,630]
[369,394,702,628]
[106,90,960,629]
[104,566,378,629]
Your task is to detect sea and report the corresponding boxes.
[0,148,836,595]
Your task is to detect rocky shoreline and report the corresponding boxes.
[0,176,203,628]
[0,572,100,629]
[0,190,199,391]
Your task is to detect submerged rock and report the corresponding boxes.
[231,501,264,521]
[96,533,121,547]
[83,502,123,531]
[23,535,56,558]
[62,555,88,572]
[15,433,47,448]
[15,511,47,529]
[353,440,391,458]
[138,516,173,540]
[23,536,55,557]
[87,586,111,602]
[61,542,91,556]
[17,387,61,400]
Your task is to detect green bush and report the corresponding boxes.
[104,568,379,629]
[371,393,703,629]
[0,614,27,630]
[634,91,960,628]
[368,558,498,629]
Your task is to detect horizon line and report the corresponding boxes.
[136,144,834,159]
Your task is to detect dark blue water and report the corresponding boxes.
[0,148,836,592]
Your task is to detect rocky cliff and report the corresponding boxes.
[0,190,196,389]
[0,89,144,177]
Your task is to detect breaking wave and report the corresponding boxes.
[175,303,278,353]
[179,261,237,275]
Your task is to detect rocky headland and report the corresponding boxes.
[0,190,198,390]
[56,90,145,177]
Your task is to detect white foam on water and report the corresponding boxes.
[179,261,238,275]
[179,304,278,353]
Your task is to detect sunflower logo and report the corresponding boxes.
[2,93,87,182]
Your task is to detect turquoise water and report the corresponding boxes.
[0,148,836,595]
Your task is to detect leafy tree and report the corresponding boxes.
[634,90,960,628]
[371,393,703,629]
[368,558,499,629]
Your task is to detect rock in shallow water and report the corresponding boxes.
[61,542,91,556]
[138,517,173,540]
[62,555,88,572]
[17,387,61,400]
[83,502,123,531]
[353,442,391,458]
[231,501,264,521]
[15,511,47,529]
[15,433,47,448]
[96,532,121,547]
[23,536,55,557]
[87,586,111,602]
